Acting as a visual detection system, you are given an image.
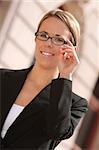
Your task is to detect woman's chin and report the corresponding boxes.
[38,61,57,70]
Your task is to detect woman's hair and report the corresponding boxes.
[36,9,80,46]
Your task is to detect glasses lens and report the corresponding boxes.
[52,37,65,46]
[36,32,48,41]
[35,32,66,46]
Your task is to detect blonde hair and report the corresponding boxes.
[36,9,80,46]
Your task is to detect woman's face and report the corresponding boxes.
[34,17,70,70]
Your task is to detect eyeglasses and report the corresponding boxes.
[35,31,68,46]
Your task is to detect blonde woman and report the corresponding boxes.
[0,9,87,150]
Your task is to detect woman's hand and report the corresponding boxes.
[58,39,80,80]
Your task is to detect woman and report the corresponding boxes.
[0,9,87,149]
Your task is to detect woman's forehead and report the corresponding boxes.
[39,17,70,36]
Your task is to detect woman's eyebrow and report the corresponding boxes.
[55,34,60,36]
[54,34,64,37]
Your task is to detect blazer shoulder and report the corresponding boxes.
[0,65,32,77]
[72,92,87,102]
[72,92,88,111]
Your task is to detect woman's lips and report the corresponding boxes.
[40,51,54,56]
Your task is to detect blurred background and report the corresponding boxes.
[0,0,99,149]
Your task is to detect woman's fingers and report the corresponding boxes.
[66,38,74,47]
[61,39,77,51]
[59,38,80,64]
[60,47,80,64]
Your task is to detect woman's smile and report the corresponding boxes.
[40,50,54,57]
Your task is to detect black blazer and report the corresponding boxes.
[0,66,88,150]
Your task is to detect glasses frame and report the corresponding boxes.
[35,31,76,46]
[35,31,70,46]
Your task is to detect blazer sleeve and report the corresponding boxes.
[45,78,88,140]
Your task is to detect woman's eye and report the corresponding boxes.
[40,33,47,38]
[55,37,64,42]
[58,38,64,42]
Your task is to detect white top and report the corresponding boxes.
[1,104,24,138]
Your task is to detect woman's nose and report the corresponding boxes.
[46,38,53,47]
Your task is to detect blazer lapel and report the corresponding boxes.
[2,69,51,146]
[1,68,29,128]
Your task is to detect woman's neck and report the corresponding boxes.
[27,64,59,87]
